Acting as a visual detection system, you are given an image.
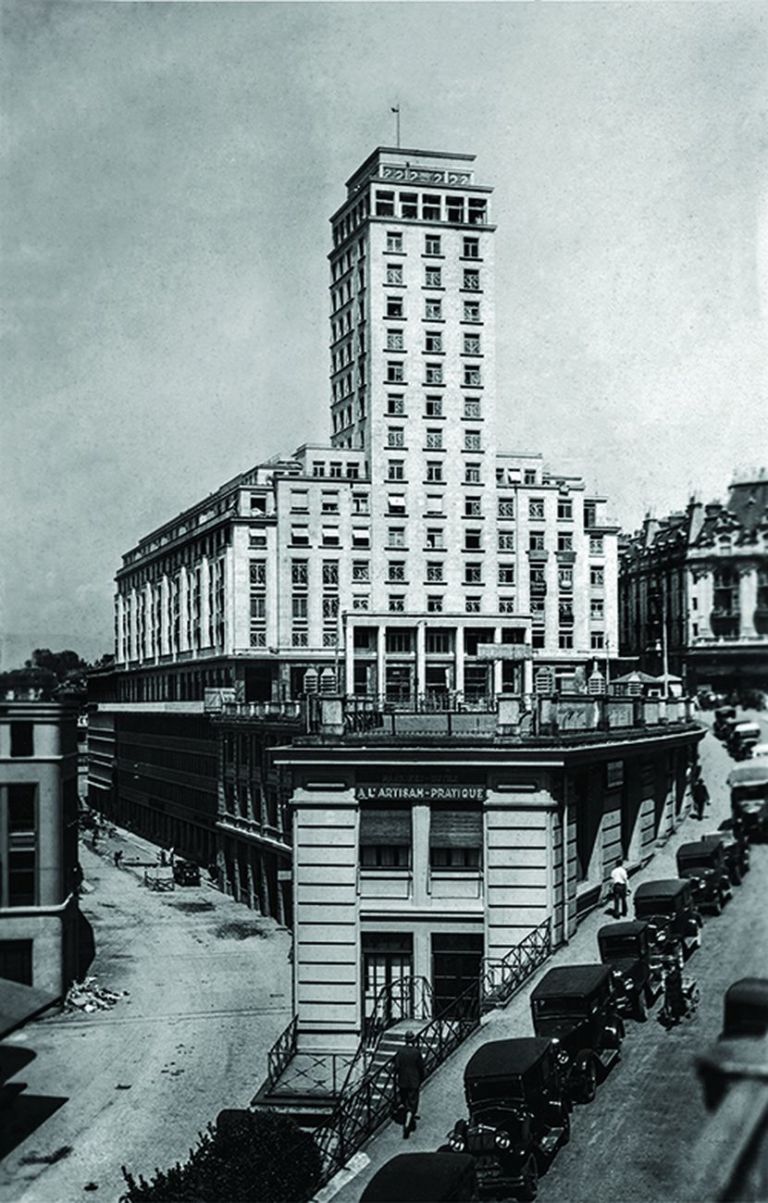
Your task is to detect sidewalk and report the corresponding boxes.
[1,821,292,1203]
[328,722,731,1203]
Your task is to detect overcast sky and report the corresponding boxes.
[2,0,767,664]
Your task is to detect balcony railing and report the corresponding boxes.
[308,694,696,740]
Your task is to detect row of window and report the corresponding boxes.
[374,190,487,225]
[307,461,362,479]
[385,362,483,387]
[386,394,482,419]
[386,264,481,291]
[386,427,482,450]
[385,296,481,322]
[384,230,482,258]
[386,329,482,354]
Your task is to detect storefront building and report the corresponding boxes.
[275,695,703,1053]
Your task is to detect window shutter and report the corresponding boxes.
[429,808,483,849]
[359,808,411,846]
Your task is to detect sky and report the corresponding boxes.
[2,0,767,664]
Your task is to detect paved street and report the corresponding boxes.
[0,830,292,1203]
[330,718,768,1203]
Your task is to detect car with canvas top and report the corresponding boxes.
[529,965,623,1105]
[633,879,702,963]
[596,920,663,1020]
[447,1038,570,1201]
[360,1152,478,1202]
[728,763,768,840]
[675,841,732,913]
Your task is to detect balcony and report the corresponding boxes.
[527,548,549,562]
[305,693,697,742]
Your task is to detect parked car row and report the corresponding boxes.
[361,762,761,1203]
[442,962,623,1201]
[713,705,766,761]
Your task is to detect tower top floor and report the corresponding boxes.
[331,146,493,242]
[344,146,482,195]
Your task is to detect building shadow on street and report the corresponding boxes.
[0,1044,67,1163]
[76,911,96,980]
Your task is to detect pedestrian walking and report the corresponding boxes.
[691,773,709,821]
[610,857,630,918]
[113,849,124,869]
[394,1031,425,1139]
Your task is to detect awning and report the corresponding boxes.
[0,978,59,1040]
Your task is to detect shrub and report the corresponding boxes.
[121,1110,322,1203]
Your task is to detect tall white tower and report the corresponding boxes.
[328,148,499,617]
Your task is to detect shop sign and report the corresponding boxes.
[476,643,533,661]
[356,784,487,803]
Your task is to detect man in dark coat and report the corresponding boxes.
[692,773,710,820]
[395,1031,425,1138]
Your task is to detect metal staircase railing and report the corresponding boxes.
[311,920,552,1189]
[481,917,552,1010]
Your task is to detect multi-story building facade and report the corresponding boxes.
[272,692,701,1059]
[89,146,621,916]
[620,471,768,692]
[0,694,80,999]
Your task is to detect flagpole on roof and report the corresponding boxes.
[391,104,400,148]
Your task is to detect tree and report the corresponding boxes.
[30,648,88,681]
[121,1110,323,1203]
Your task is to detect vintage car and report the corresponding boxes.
[360,1153,478,1203]
[633,879,702,963]
[173,858,201,886]
[728,763,768,840]
[697,978,768,1113]
[728,721,762,761]
[713,706,737,740]
[702,831,749,884]
[721,978,768,1039]
[529,965,623,1104]
[446,1038,569,1201]
[675,842,732,913]
[596,921,663,1020]
[747,741,768,761]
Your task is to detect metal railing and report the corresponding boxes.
[266,1049,355,1098]
[265,1014,297,1091]
[362,974,433,1048]
[311,920,552,1188]
[313,977,481,1183]
[310,694,698,740]
[481,917,552,1009]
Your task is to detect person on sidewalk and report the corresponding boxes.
[691,773,710,821]
[610,858,630,918]
[113,849,124,869]
[395,1031,425,1139]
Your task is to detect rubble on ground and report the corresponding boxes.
[63,976,129,1014]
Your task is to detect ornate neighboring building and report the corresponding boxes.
[619,471,768,693]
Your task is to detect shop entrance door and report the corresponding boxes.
[431,932,484,1016]
[362,934,414,1026]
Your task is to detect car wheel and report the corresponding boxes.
[518,1154,538,1201]
[580,1059,597,1103]
[559,1108,571,1147]
[635,990,648,1022]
